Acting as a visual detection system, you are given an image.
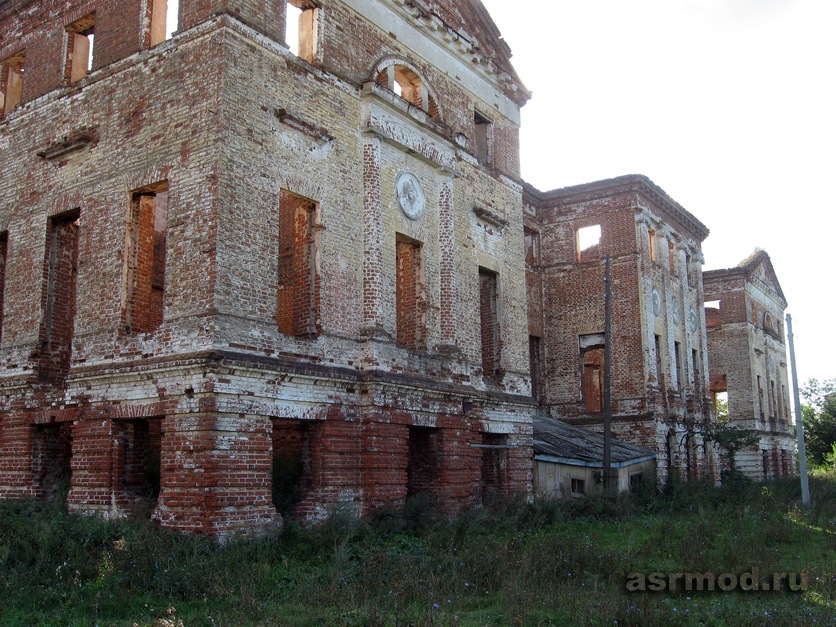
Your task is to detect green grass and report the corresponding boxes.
[1,472,834,626]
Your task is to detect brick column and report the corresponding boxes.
[0,410,36,498]
[66,417,117,515]
[362,136,384,333]
[438,177,457,347]
[153,413,277,537]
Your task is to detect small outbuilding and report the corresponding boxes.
[534,417,657,498]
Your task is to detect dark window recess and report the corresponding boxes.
[479,268,500,379]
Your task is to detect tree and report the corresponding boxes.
[800,379,836,468]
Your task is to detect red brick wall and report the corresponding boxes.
[0,232,7,344]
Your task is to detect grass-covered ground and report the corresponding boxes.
[1,472,834,626]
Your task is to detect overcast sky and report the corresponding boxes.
[480,0,836,392]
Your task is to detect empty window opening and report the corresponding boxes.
[375,63,439,117]
[114,417,162,516]
[577,224,601,262]
[570,478,585,496]
[673,341,682,391]
[704,300,721,328]
[529,335,543,402]
[396,235,425,350]
[125,183,168,333]
[479,268,500,380]
[685,253,694,287]
[762,449,769,480]
[407,426,440,498]
[524,228,540,266]
[271,419,314,516]
[0,232,7,344]
[286,1,318,63]
[1,52,25,115]
[149,0,179,46]
[713,390,729,422]
[692,349,700,388]
[666,431,679,478]
[40,209,80,380]
[580,333,605,413]
[654,334,663,388]
[782,385,788,422]
[780,449,788,475]
[277,190,319,337]
[66,14,95,82]
[481,433,509,501]
[33,423,73,501]
[764,312,774,334]
[757,375,764,419]
[473,111,492,166]
[668,241,676,274]
[648,228,657,263]
[769,379,777,419]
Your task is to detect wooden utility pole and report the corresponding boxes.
[603,257,613,490]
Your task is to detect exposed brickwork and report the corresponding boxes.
[0,0,534,537]
[525,176,718,484]
[703,251,796,480]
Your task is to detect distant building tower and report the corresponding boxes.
[525,175,718,484]
[703,250,796,480]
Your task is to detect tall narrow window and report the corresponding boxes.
[66,14,95,82]
[757,375,764,419]
[580,333,605,413]
[654,334,663,388]
[0,231,8,344]
[149,0,179,46]
[692,348,699,388]
[529,335,543,402]
[769,379,777,418]
[277,190,319,337]
[40,210,80,377]
[1,52,25,115]
[668,241,676,274]
[473,111,492,166]
[673,341,682,391]
[648,228,656,263]
[286,1,318,63]
[524,228,540,266]
[125,182,168,333]
[479,267,500,379]
[396,234,424,350]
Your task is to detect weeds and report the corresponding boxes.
[1,475,834,625]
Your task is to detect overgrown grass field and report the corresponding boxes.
[1,472,834,626]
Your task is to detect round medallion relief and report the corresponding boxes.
[396,171,425,220]
[689,306,698,332]
[652,288,661,317]
[671,297,681,326]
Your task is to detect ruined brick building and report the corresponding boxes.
[0,0,536,536]
[703,250,796,480]
[524,176,718,483]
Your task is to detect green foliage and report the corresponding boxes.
[1,477,835,626]
[699,422,759,485]
[801,378,836,468]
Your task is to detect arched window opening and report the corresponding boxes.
[375,63,439,117]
